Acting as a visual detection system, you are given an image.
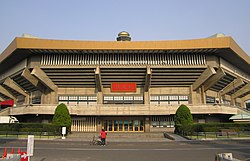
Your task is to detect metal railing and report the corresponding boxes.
[188,131,250,140]
[0,131,61,139]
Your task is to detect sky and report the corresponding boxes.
[0,0,250,55]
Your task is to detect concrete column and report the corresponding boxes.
[201,85,206,104]
[231,96,236,106]
[144,91,150,105]
[97,92,103,104]
[190,85,202,105]
[97,117,102,132]
[42,89,57,104]
[240,100,246,108]
[144,117,150,132]
[218,92,222,104]
[189,86,194,104]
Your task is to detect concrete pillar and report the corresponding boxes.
[144,117,150,132]
[42,89,57,104]
[190,85,203,105]
[97,92,103,104]
[144,91,150,105]
[189,86,194,104]
[231,96,236,106]
[97,117,102,132]
[201,85,206,104]
[218,92,222,104]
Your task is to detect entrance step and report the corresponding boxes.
[67,132,170,142]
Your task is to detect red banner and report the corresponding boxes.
[111,82,136,92]
[0,100,14,107]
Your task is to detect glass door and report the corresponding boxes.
[124,120,129,131]
[103,118,144,132]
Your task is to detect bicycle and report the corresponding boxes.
[89,135,102,145]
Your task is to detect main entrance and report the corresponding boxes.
[103,117,144,132]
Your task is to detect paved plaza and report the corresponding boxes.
[1,138,250,161]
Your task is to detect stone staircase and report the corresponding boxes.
[67,132,169,142]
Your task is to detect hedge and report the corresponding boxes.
[176,123,250,135]
[0,123,61,134]
[193,123,250,132]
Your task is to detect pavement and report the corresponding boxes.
[63,132,188,142]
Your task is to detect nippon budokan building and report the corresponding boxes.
[0,31,250,133]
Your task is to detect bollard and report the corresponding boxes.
[10,148,14,154]
[20,151,28,161]
[2,148,7,159]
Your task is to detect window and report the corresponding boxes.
[150,95,189,105]
[134,96,143,100]
[150,96,159,101]
[103,95,144,104]
[79,96,87,101]
[31,91,42,104]
[160,96,168,100]
[104,96,113,101]
[151,116,175,128]
[124,96,133,100]
[88,96,97,101]
[114,96,123,100]
[58,95,97,105]
[206,96,215,104]
[17,95,25,105]
[223,99,231,105]
[179,96,188,100]
[59,96,68,101]
[169,96,178,100]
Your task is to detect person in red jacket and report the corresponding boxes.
[100,129,107,146]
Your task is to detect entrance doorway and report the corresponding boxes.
[103,118,144,132]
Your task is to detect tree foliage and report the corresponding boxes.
[174,104,193,135]
[52,103,72,130]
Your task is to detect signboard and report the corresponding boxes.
[62,127,66,139]
[62,127,66,135]
[111,82,136,92]
[27,135,34,157]
[0,99,14,108]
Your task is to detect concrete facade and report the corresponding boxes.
[0,33,250,132]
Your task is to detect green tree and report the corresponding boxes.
[52,103,72,133]
[174,104,193,135]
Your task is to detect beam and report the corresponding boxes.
[0,85,16,100]
[192,66,216,91]
[31,66,57,91]
[3,77,28,97]
[0,97,4,102]
[95,66,103,92]
[204,67,226,91]
[241,94,250,108]
[21,68,44,91]
[232,83,250,99]
[144,67,152,92]
[241,94,250,102]
[220,77,245,96]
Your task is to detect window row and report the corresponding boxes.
[103,95,144,104]
[151,116,175,128]
[150,95,189,105]
[150,95,188,101]
[58,95,97,105]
